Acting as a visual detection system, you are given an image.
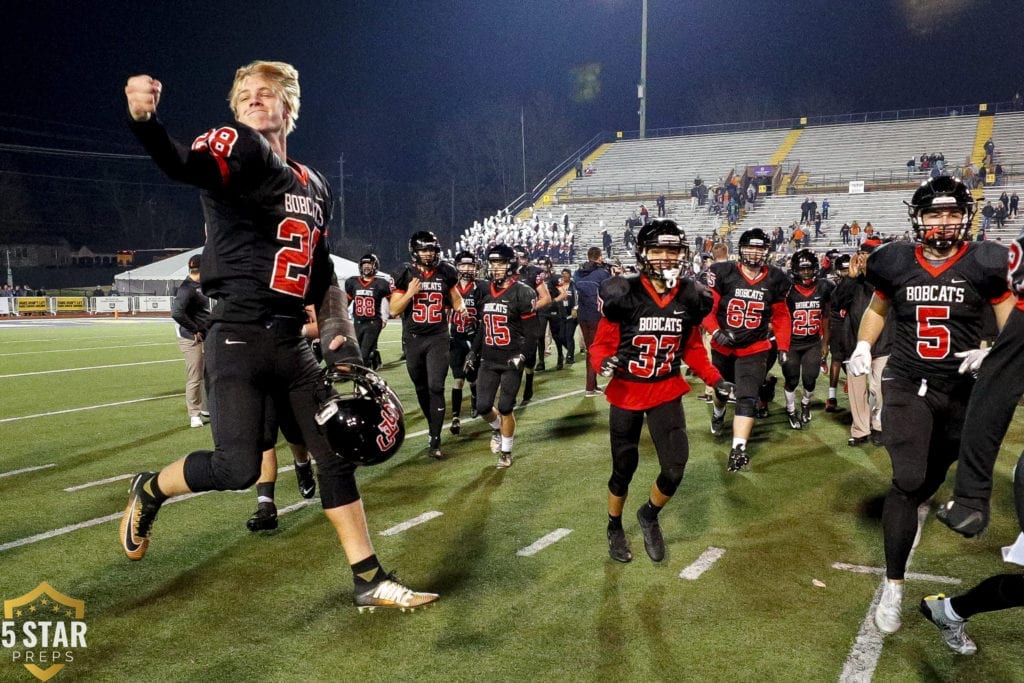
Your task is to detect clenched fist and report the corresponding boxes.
[125,75,162,122]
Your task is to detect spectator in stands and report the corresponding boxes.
[995,163,1004,184]
[746,183,756,209]
[690,183,700,211]
[807,198,818,226]
[821,198,830,220]
[573,247,611,397]
[656,193,666,217]
[864,222,875,239]
[639,204,650,225]
[850,221,861,246]
[902,230,912,242]
[623,225,636,252]
[800,198,810,224]
[995,204,1008,231]
[984,137,995,162]
[978,164,988,187]
[1000,191,1010,214]
[575,157,584,178]
[982,201,995,232]
[602,230,613,259]
[814,213,824,238]
[1011,193,1019,219]
[92,285,105,296]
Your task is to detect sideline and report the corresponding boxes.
[0,393,184,424]
[0,358,180,379]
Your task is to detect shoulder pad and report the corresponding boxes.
[600,275,631,302]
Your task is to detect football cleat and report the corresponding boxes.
[727,446,749,473]
[607,526,633,563]
[354,574,439,613]
[636,508,665,562]
[875,580,904,634]
[120,472,163,561]
[801,403,812,424]
[755,404,769,419]
[294,462,316,499]
[450,416,461,435]
[710,411,726,436]
[825,398,838,412]
[490,429,502,454]
[428,434,443,460]
[496,451,513,469]
[246,502,279,532]
[786,409,802,430]
[920,594,977,655]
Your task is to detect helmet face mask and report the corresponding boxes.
[409,231,441,268]
[486,244,516,285]
[454,251,476,283]
[359,253,379,278]
[636,220,688,287]
[315,366,405,467]
[738,229,770,268]
[907,176,974,252]
[790,249,818,286]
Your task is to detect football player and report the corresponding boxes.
[702,228,792,472]
[590,220,731,562]
[448,251,481,434]
[344,253,392,371]
[465,244,538,468]
[120,62,437,610]
[782,249,833,429]
[512,246,552,402]
[390,231,466,459]
[825,253,852,412]
[848,176,1014,634]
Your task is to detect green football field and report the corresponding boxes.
[1,319,1022,682]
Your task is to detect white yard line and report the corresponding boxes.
[278,500,317,515]
[679,546,726,580]
[838,504,930,683]
[831,562,961,586]
[0,463,56,479]
[379,511,443,537]
[0,491,210,554]
[0,358,180,379]
[0,393,183,424]
[0,341,175,358]
[64,473,134,492]
[405,388,586,439]
[517,528,573,556]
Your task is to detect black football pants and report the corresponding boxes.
[354,318,382,365]
[405,332,449,439]
[782,345,821,393]
[183,318,360,509]
[608,398,689,499]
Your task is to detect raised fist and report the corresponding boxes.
[125,75,162,122]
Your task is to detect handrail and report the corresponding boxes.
[505,131,613,216]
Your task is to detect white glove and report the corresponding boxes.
[846,340,872,377]
[955,347,990,374]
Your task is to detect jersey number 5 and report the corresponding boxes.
[916,305,951,359]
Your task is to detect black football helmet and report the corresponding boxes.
[409,231,441,268]
[1009,231,1024,295]
[513,245,530,265]
[636,219,688,288]
[454,250,477,283]
[536,256,553,273]
[315,366,405,466]
[359,253,379,278]
[835,253,852,274]
[738,228,770,268]
[486,244,517,286]
[905,176,975,251]
[790,249,818,286]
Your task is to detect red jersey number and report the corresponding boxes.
[453,306,477,334]
[916,305,951,359]
[411,291,444,324]
[191,126,239,158]
[725,299,765,329]
[484,314,511,346]
[354,295,376,318]
[270,218,321,297]
[627,334,681,379]
[792,309,822,336]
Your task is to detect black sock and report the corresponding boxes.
[143,472,168,504]
[524,373,534,394]
[607,514,623,531]
[351,555,385,586]
[950,574,1024,619]
[256,482,275,501]
[451,388,462,417]
[639,499,662,521]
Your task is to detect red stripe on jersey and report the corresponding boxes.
[288,161,310,186]
[213,154,229,187]
[702,288,723,332]
[913,243,968,278]
[639,275,678,308]
[991,289,1012,305]
[740,266,768,286]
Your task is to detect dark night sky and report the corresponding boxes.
[3,0,1024,200]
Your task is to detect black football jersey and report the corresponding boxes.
[787,278,834,348]
[129,119,334,322]
[866,241,1009,381]
[476,280,537,364]
[600,274,709,383]
[393,261,459,336]
[450,279,481,340]
[344,275,392,323]
[706,261,791,346]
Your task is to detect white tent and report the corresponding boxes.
[114,248,359,295]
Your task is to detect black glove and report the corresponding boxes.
[713,379,734,403]
[600,355,621,377]
[936,498,990,538]
[777,350,789,365]
[712,329,736,347]
[508,354,526,370]
[464,351,477,374]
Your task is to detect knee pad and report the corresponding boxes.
[317,456,361,508]
[497,394,516,416]
[608,476,629,499]
[207,451,261,491]
[736,397,758,418]
[656,471,683,498]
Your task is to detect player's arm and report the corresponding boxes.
[314,269,361,366]
[588,318,621,375]
[449,284,466,315]
[820,301,831,360]
[681,327,722,387]
[992,293,1016,332]
[769,300,793,353]
[171,284,201,338]
[855,293,889,347]
[534,281,552,310]
[388,279,420,315]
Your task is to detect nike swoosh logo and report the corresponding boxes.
[123,499,143,552]
[225,339,247,345]
[673,309,685,315]
[950,279,967,284]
